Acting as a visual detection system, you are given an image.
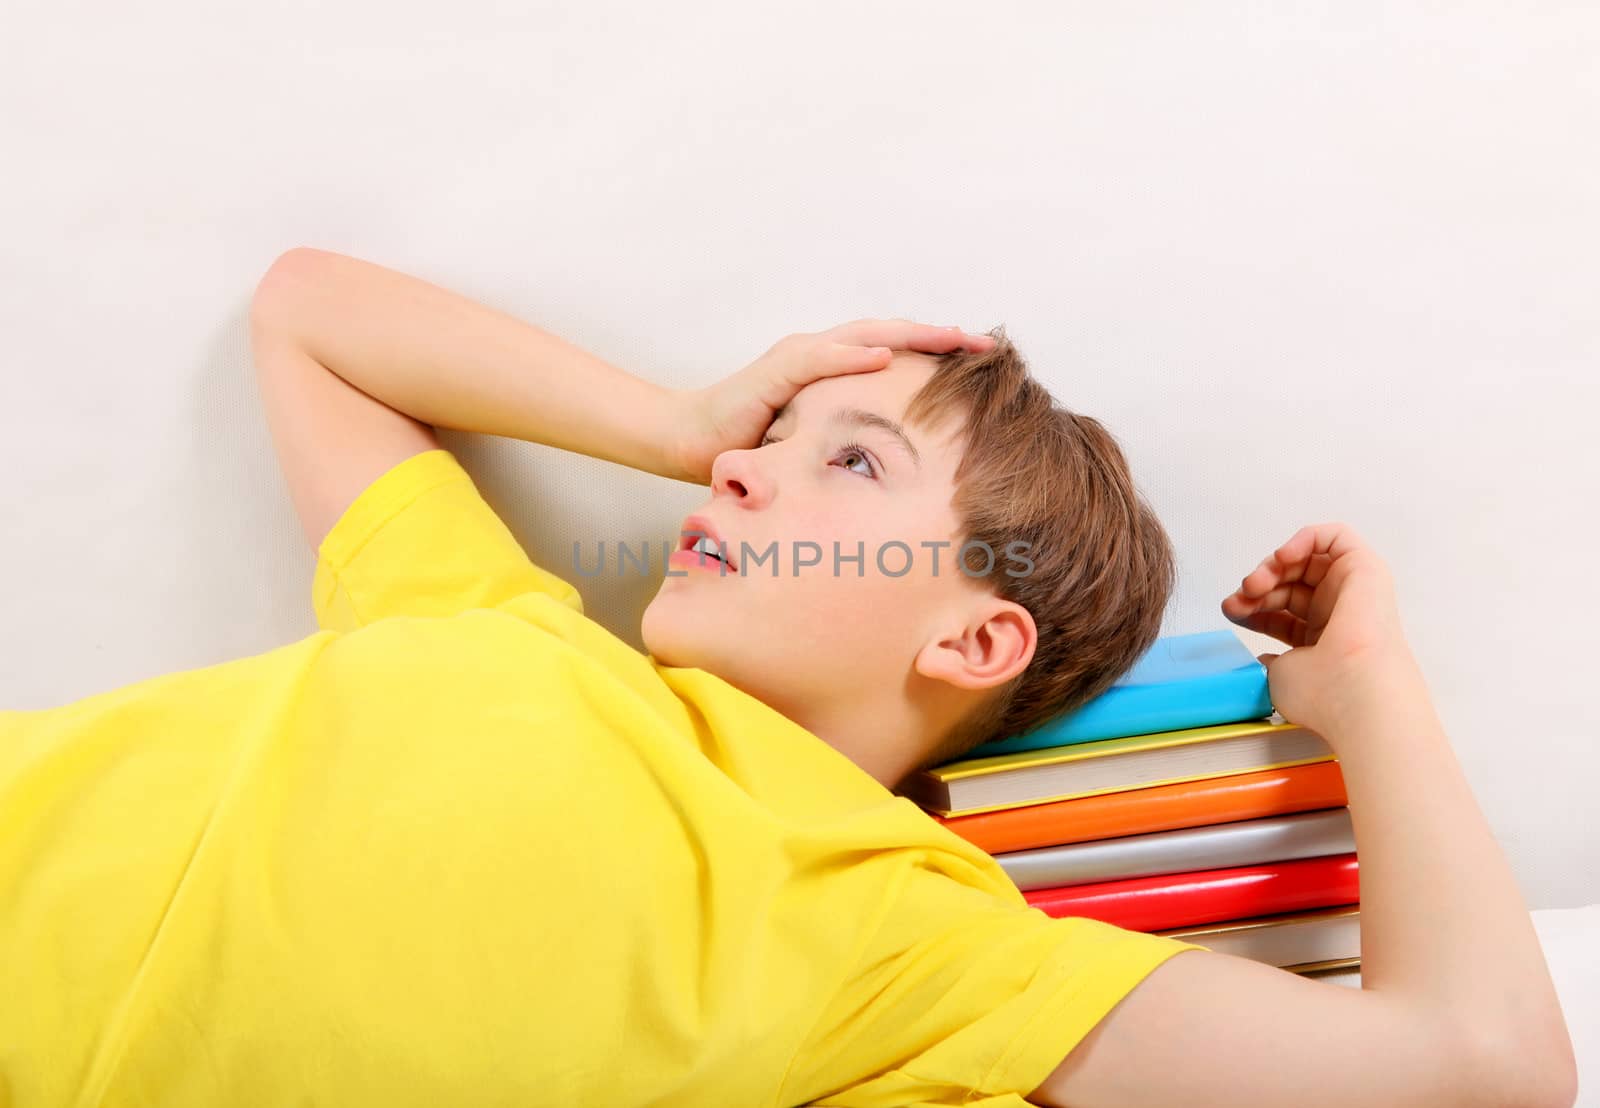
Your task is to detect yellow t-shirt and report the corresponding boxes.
[0,447,1207,1107]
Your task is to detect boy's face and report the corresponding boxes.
[643,353,997,725]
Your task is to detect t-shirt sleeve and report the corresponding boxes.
[784,873,1210,1108]
[311,447,585,632]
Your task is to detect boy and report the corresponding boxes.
[0,247,1574,1107]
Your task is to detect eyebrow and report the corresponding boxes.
[769,402,922,469]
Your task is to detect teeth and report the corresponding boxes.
[691,535,725,562]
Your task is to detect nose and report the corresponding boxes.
[710,446,774,508]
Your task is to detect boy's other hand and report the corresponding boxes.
[1220,522,1425,744]
[666,320,995,485]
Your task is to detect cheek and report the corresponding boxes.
[730,572,856,650]
[773,570,932,653]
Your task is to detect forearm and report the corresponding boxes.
[1326,655,1574,1095]
[249,247,689,481]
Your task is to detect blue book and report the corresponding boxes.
[973,629,1273,757]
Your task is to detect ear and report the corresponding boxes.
[914,598,1037,692]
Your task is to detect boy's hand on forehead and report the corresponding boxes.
[668,319,995,485]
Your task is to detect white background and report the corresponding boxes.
[2,2,1595,910]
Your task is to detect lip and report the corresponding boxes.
[677,513,737,572]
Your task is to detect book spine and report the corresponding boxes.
[975,666,1273,756]
[996,808,1355,890]
[934,761,1349,853]
[1023,853,1360,932]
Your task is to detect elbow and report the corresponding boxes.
[262,245,329,275]
[1458,1020,1579,1108]
[1512,1010,1580,1108]
[1518,1059,1578,1108]
[250,247,326,331]
[1531,1046,1579,1108]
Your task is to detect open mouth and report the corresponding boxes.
[675,520,738,572]
[668,531,736,576]
[685,533,734,568]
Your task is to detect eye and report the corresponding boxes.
[833,440,878,478]
[756,435,878,478]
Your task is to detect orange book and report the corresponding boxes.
[932,760,1348,854]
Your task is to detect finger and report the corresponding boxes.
[1235,532,1347,623]
[829,319,996,354]
[1273,522,1371,584]
[1224,578,1315,623]
[815,342,893,375]
[1216,582,1305,637]
[1216,598,1305,650]
[762,342,893,397]
[1237,548,1332,600]
[1252,609,1307,648]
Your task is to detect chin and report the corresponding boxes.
[641,598,710,670]
[644,609,755,695]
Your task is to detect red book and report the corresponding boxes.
[1024,853,1360,932]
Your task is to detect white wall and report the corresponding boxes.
[2,2,1595,908]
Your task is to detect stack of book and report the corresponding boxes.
[894,629,1362,977]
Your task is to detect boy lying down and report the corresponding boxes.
[0,247,1574,1107]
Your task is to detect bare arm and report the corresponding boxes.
[247,247,997,550]
[1031,530,1577,1108]
[250,246,685,480]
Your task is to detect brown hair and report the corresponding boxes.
[903,325,1177,775]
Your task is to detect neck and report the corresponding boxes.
[767,678,959,794]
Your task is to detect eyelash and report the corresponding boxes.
[757,435,879,479]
